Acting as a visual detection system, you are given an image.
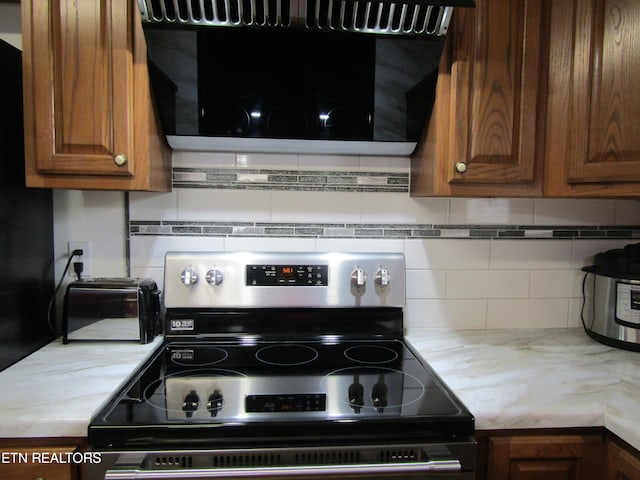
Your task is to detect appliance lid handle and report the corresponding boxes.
[105,459,462,478]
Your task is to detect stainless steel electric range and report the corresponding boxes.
[88,252,476,479]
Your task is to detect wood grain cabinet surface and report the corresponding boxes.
[544,0,640,197]
[21,0,171,191]
[412,0,640,198]
[606,437,640,480]
[485,434,604,480]
[411,0,549,197]
[0,446,79,480]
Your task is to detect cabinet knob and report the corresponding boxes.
[455,161,468,174]
[114,153,128,166]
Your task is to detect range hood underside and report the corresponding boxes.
[138,0,470,36]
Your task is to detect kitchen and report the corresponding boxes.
[1,0,640,479]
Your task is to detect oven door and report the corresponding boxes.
[92,444,476,480]
[102,463,472,479]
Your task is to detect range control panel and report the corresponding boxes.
[164,252,406,309]
[246,265,328,286]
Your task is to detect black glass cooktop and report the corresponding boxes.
[89,339,474,448]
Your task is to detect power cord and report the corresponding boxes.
[47,249,84,335]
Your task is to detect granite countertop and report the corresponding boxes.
[407,329,640,449]
[1,329,639,451]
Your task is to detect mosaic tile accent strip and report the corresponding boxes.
[130,221,640,240]
[173,167,409,192]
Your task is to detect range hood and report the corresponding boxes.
[138,0,474,156]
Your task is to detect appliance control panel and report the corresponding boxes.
[164,252,405,309]
[246,265,328,287]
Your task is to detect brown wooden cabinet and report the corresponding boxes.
[607,437,640,480]
[412,0,640,198]
[481,434,604,480]
[21,0,171,191]
[0,445,79,480]
[544,0,640,197]
[411,0,549,197]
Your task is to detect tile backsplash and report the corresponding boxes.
[55,152,640,332]
[119,152,639,332]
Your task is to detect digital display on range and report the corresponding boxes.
[245,394,326,413]
[246,265,328,286]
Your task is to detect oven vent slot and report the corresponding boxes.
[295,450,362,465]
[153,456,193,468]
[380,448,419,462]
[212,453,283,467]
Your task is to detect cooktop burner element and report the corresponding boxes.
[87,253,475,480]
[256,344,319,366]
[170,346,228,366]
[344,345,399,364]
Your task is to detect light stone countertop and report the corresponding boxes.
[407,328,640,449]
[0,337,162,438]
[1,329,639,452]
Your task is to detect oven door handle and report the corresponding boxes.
[104,459,462,479]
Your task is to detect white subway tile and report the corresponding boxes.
[236,153,298,169]
[534,199,617,225]
[446,270,530,299]
[271,191,361,223]
[406,270,446,299]
[130,267,165,291]
[449,198,534,225]
[405,299,487,329]
[130,236,225,268]
[129,191,178,221]
[614,200,640,225]
[177,189,271,221]
[315,238,405,253]
[361,194,449,224]
[530,269,585,299]
[490,240,573,269]
[172,151,235,168]
[487,299,569,328]
[358,155,410,172]
[404,239,491,269]
[571,239,633,268]
[298,154,359,171]
[223,237,317,252]
[568,298,592,329]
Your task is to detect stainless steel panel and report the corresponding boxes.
[163,252,405,309]
[588,274,640,346]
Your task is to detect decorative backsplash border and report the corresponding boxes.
[173,168,409,192]
[130,221,640,240]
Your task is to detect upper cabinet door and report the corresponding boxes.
[569,0,640,183]
[26,0,134,176]
[411,0,549,197]
[448,0,547,186]
[22,0,171,191]
[545,0,640,196]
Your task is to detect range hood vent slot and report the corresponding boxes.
[137,0,459,36]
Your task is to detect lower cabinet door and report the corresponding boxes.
[607,438,640,480]
[0,446,78,480]
[487,435,604,480]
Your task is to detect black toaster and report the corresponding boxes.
[63,278,162,344]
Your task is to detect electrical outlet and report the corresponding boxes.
[68,241,92,279]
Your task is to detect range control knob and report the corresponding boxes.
[182,390,200,418]
[180,267,199,287]
[348,377,364,414]
[374,268,390,287]
[372,376,388,413]
[205,268,224,286]
[207,390,224,417]
[351,267,367,287]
